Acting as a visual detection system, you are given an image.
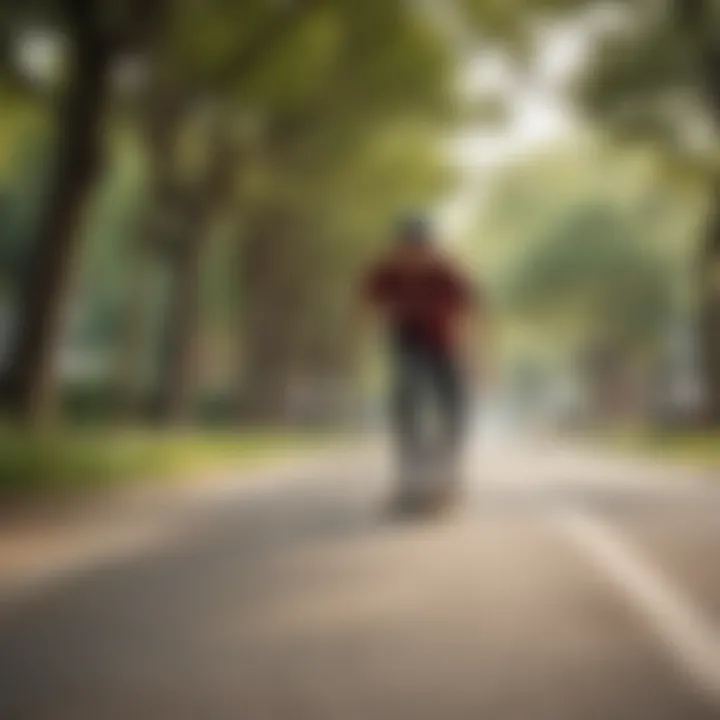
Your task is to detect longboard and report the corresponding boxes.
[391,454,461,517]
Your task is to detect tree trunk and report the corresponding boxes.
[682,0,720,425]
[698,197,720,426]
[158,232,204,424]
[236,204,362,425]
[237,211,297,424]
[114,246,153,421]
[1,1,111,425]
[115,107,181,423]
[157,130,239,424]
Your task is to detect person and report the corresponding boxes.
[362,215,481,507]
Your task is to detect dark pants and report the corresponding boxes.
[390,340,466,461]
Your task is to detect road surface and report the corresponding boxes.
[1,439,719,719]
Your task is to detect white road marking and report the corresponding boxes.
[558,511,720,703]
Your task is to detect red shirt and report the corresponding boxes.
[364,255,474,353]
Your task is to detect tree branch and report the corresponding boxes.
[675,0,720,121]
[200,0,321,94]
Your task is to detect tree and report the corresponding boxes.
[471,140,701,423]
[0,134,52,304]
[1,0,587,427]
[501,201,675,420]
[118,0,453,424]
[235,118,450,422]
[117,0,325,423]
[227,3,452,422]
[0,0,158,425]
[570,0,720,423]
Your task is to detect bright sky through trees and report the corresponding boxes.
[439,5,624,240]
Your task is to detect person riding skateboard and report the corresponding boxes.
[362,215,482,510]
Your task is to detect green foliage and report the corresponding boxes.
[575,0,720,173]
[472,141,701,408]
[503,201,673,346]
[462,0,599,51]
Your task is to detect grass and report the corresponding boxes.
[0,425,346,502]
[603,428,720,470]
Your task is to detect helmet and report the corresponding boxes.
[396,213,432,245]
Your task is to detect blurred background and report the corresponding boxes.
[3,2,720,718]
[0,2,718,489]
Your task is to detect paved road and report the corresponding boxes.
[1,440,720,719]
